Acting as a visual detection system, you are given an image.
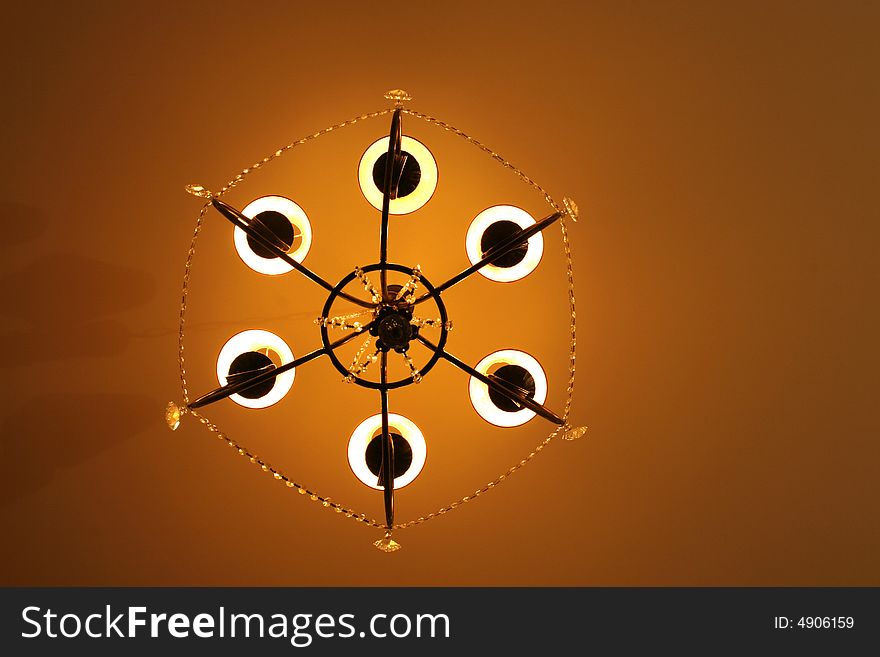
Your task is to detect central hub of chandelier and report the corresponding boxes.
[376,311,413,352]
[168,89,585,552]
[318,262,449,389]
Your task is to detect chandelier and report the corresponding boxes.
[166,89,587,551]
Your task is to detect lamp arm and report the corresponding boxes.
[412,210,563,306]
[212,198,375,309]
[415,335,564,425]
[189,324,373,409]
[379,108,403,297]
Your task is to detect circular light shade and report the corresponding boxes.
[469,349,548,427]
[348,413,427,490]
[358,136,438,215]
[216,329,295,409]
[234,196,312,275]
[465,205,544,282]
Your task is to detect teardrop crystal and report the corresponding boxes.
[373,532,401,552]
[165,401,183,431]
[562,425,588,441]
[563,197,579,222]
[185,184,214,199]
[383,89,412,104]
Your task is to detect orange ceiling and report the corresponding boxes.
[1,1,878,585]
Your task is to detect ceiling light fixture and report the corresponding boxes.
[234,195,312,275]
[166,89,587,551]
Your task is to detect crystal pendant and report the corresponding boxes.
[383,89,412,104]
[562,425,588,441]
[165,401,183,431]
[373,532,401,552]
[185,184,213,199]
[563,196,579,222]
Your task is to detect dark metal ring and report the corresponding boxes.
[320,263,449,390]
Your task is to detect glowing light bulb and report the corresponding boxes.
[347,413,427,490]
[216,329,296,409]
[465,205,544,282]
[468,349,548,427]
[358,136,438,215]
[233,196,312,275]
